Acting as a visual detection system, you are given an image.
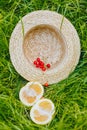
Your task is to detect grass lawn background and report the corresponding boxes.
[0,0,87,129]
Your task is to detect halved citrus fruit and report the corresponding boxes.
[30,98,55,125]
[19,82,44,106]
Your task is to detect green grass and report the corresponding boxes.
[0,0,87,129]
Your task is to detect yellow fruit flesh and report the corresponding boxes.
[34,110,40,116]
[39,101,52,112]
[30,84,42,95]
[34,110,48,122]
[34,115,48,122]
[23,91,36,103]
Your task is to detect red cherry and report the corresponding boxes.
[44,82,49,87]
[33,60,37,65]
[40,66,44,69]
[36,64,40,68]
[42,67,46,71]
[37,58,41,62]
[40,61,44,66]
[46,64,51,68]
[36,62,40,66]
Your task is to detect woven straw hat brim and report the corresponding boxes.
[9,10,80,84]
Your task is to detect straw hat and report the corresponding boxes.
[9,10,80,84]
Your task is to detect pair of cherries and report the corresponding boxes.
[33,58,51,71]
